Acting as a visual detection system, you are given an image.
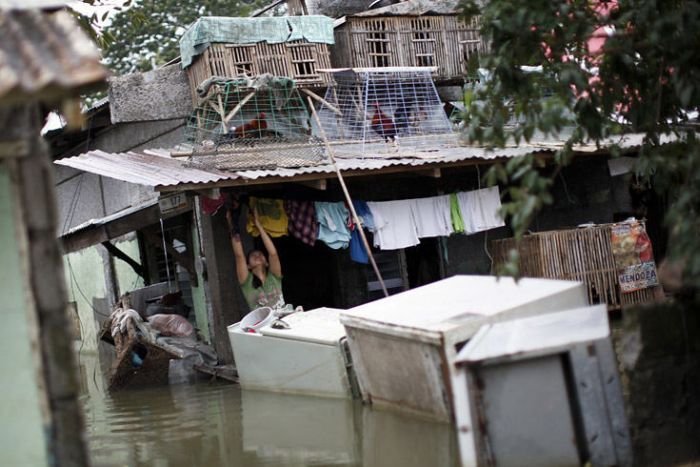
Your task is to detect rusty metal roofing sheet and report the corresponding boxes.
[0,8,108,105]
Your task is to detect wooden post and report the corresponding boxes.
[5,103,90,466]
[197,198,248,365]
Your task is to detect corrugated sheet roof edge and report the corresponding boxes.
[54,132,679,190]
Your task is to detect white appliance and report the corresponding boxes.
[453,305,632,467]
[339,275,588,422]
[228,307,357,398]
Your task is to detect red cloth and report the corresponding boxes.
[201,194,225,215]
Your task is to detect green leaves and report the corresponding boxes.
[459,0,700,290]
[99,0,269,75]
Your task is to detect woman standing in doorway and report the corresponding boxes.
[227,205,285,310]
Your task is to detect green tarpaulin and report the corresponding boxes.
[180,16,335,69]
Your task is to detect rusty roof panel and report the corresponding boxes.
[0,8,108,105]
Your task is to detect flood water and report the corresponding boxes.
[80,367,459,467]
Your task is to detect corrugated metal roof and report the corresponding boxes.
[63,199,158,236]
[55,131,680,190]
[55,149,235,187]
[55,144,543,190]
[0,8,108,105]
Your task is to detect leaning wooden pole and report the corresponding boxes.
[307,97,389,297]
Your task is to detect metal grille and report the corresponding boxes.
[185,75,326,170]
[315,68,456,158]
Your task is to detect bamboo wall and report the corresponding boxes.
[491,224,658,311]
[186,41,333,103]
[333,15,484,81]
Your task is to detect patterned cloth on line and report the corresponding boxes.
[285,200,318,246]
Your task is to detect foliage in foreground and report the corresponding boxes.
[100,0,269,75]
[460,0,700,289]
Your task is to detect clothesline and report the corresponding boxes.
[203,187,506,264]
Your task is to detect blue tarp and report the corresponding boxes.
[180,16,335,68]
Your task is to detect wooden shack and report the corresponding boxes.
[332,0,484,82]
[490,222,661,311]
[180,16,335,103]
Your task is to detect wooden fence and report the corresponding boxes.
[491,224,658,311]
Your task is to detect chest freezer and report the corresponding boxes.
[453,304,632,467]
[339,275,588,421]
[228,307,357,398]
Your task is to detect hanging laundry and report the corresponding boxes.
[349,229,369,264]
[315,202,351,249]
[367,200,420,250]
[410,195,454,238]
[347,200,373,264]
[350,200,375,231]
[285,200,318,246]
[455,186,505,234]
[450,193,466,233]
[246,197,288,237]
[200,193,225,215]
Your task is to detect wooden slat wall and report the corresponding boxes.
[491,224,657,311]
[185,41,332,103]
[332,15,484,80]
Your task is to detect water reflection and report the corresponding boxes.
[82,380,458,466]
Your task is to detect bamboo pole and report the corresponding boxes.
[307,96,389,297]
[223,91,255,125]
[301,88,342,116]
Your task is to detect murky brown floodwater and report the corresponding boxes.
[81,373,458,466]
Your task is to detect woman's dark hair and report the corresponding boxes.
[247,249,265,289]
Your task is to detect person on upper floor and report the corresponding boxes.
[227,202,285,310]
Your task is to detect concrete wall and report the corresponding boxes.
[55,108,191,360]
[0,164,50,467]
[112,233,146,294]
[109,65,192,123]
[64,246,111,354]
[64,233,147,355]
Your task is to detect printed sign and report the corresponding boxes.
[610,221,659,293]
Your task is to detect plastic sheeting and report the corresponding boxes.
[180,15,335,68]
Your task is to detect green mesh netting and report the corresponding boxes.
[185,74,326,171]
